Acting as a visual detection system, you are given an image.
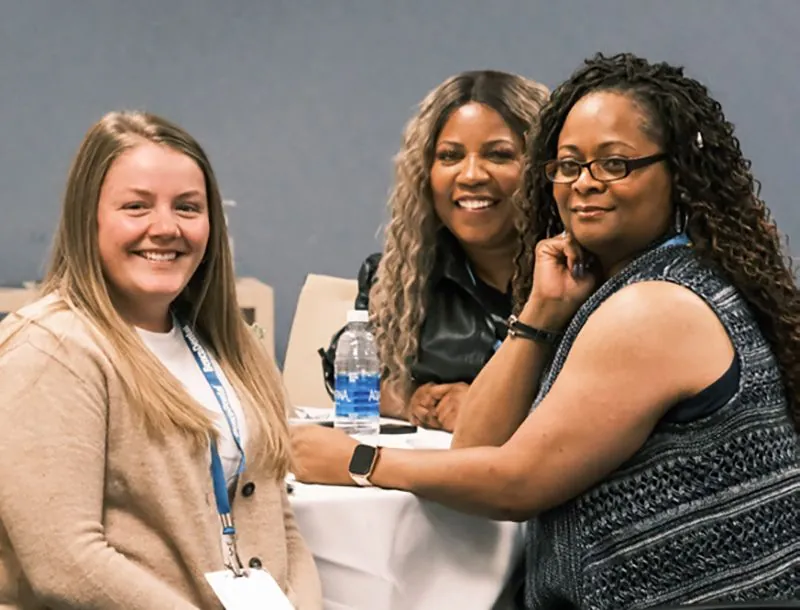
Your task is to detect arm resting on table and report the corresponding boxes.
[379,381,409,419]
[372,284,734,521]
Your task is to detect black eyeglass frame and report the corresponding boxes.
[543,152,668,184]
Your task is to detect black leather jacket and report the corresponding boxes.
[319,231,512,395]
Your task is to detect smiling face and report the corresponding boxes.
[430,102,523,251]
[96,141,210,330]
[552,91,673,269]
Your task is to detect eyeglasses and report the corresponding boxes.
[543,152,667,184]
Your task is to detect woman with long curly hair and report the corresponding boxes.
[321,70,549,431]
[294,53,799,608]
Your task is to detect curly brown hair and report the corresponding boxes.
[514,52,800,431]
[370,70,549,398]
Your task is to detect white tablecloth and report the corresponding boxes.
[289,423,525,610]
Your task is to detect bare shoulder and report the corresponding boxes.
[583,280,724,342]
[572,280,733,395]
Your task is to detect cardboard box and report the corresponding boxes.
[236,277,275,359]
[282,273,358,409]
[0,280,275,360]
[0,284,41,322]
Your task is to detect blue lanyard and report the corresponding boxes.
[660,232,691,248]
[178,321,247,575]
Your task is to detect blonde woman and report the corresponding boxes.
[321,70,549,431]
[0,112,321,609]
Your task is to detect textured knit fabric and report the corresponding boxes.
[524,244,800,610]
[0,295,322,610]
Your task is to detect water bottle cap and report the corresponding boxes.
[347,309,369,323]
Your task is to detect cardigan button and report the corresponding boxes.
[249,557,262,569]
[241,482,256,497]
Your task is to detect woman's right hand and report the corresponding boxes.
[522,231,598,331]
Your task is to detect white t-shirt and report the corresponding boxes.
[137,323,248,488]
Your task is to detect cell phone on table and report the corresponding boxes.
[313,421,418,434]
[380,422,417,435]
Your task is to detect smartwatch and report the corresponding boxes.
[348,444,381,487]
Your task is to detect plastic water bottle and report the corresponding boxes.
[334,310,381,438]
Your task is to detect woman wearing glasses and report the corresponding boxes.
[292,52,799,608]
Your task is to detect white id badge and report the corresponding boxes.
[205,569,295,610]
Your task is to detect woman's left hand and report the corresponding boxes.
[433,382,470,432]
[290,424,359,486]
[523,231,598,332]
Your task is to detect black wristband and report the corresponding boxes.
[506,315,563,345]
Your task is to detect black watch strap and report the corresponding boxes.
[506,314,563,345]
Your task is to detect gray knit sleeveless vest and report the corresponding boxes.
[524,243,800,610]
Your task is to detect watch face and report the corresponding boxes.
[349,444,377,476]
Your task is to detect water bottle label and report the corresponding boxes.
[334,372,380,419]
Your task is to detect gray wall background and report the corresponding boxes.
[1,1,798,364]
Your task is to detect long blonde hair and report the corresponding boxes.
[25,111,290,477]
[369,71,549,399]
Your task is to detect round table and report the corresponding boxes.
[289,419,525,610]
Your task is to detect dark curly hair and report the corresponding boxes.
[513,52,800,431]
